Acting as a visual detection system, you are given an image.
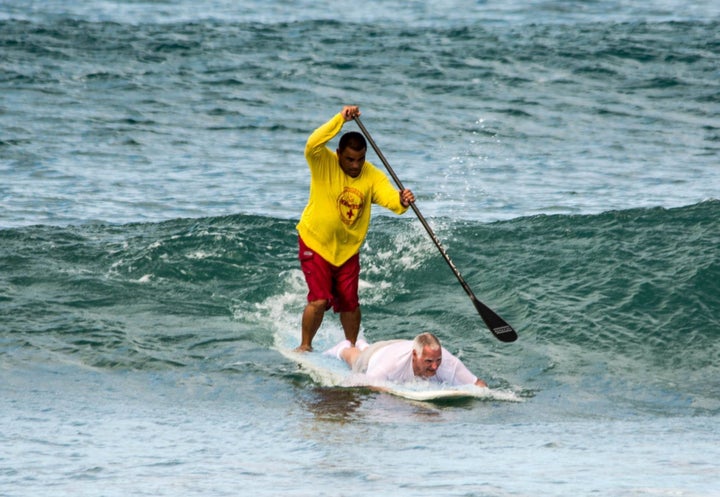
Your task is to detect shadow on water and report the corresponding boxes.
[300,387,367,423]
[298,385,484,424]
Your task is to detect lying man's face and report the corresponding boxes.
[412,345,442,378]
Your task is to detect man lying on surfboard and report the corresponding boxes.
[324,332,488,388]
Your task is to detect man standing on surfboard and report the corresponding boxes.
[327,332,488,388]
[296,105,415,352]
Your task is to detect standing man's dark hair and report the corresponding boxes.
[338,131,366,152]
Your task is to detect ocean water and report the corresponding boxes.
[1,1,719,496]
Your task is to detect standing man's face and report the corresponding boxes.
[337,147,366,178]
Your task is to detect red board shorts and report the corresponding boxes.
[298,236,360,313]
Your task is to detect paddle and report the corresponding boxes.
[354,116,518,343]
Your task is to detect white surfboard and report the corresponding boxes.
[276,333,521,403]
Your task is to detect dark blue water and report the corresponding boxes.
[2,4,718,227]
[2,1,719,495]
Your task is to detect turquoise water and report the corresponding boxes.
[2,1,719,495]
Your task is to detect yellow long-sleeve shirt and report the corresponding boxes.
[296,113,408,266]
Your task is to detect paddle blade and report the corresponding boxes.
[472,297,518,342]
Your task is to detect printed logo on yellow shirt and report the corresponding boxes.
[337,187,365,226]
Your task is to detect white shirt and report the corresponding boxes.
[363,340,478,386]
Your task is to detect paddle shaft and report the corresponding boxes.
[353,116,517,342]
